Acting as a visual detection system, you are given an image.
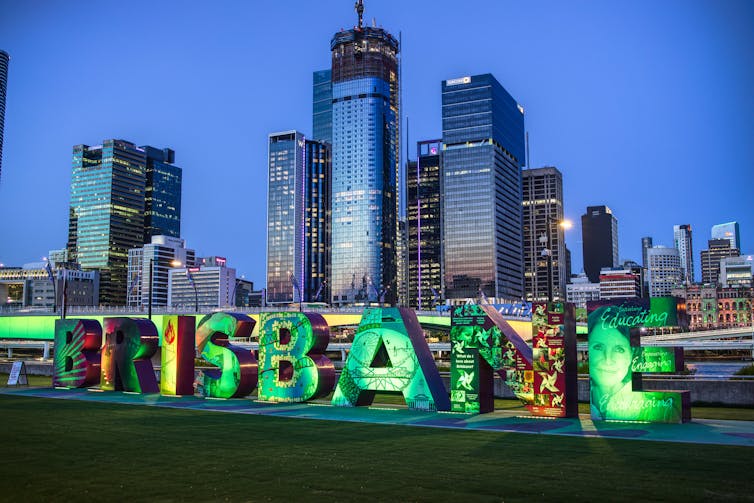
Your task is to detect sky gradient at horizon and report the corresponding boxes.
[0,0,752,288]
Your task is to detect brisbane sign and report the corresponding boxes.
[52,299,690,423]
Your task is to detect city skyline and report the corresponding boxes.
[0,1,752,288]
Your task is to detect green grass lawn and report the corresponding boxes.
[1,394,752,502]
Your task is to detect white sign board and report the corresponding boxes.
[7,361,28,386]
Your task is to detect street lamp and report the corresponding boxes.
[185,266,199,313]
[541,218,572,302]
[147,257,154,320]
[289,272,302,312]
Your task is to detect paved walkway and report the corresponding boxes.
[3,386,754,447]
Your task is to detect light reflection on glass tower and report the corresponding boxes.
[329,5,399,306]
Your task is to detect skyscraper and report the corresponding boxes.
[711,221,740,251]
[0,50,9,181]
[407,140,443,309]
[641,236,653,297]
[522,166,566,301]
[127,235,196,308]
[581,205,619,283]
[329,3,400,305]
[701,239,740,285]
[673,224,694,284]
[266,131,305,305]
[67,140,148,305]
[266,131,331,305]
[312,69,332,144]
[142,146,182,242]
[647,246,682,297]
[441,74,526,302]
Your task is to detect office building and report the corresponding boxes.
[581,205,619,283]
[0,50,8,181]
[719,256,753,288]
[640,236,653,297]
[143,146,182,242]
[441,74,526,302]
[0,263,98,309]
[407,140,443,309]
[168,257,235,310]
[127,236,196,309]
[673,224,694,284]
[67,140,147,305]
[599,267,641,300]
[67,139,180,305]
[303,139,331,303]
[522,166,566,301]
[266,131,331,305]
[329,5,400,305]
[312,69,332,143]
[646,246,682,297]
[701,239,740,285]
[711,221,740,251]
[566,273,600,309]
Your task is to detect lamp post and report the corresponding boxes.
[541,217,572,302]
[186,268,198,313]
[44,259,57,315]
[147,258,154,320]
[289,273,302,312]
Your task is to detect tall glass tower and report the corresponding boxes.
[441,74,525,302]
[0,50,9,182]
[67,140,147,306]
[329,3,400,305]
[266,131,331,305]
[142,146,182,242]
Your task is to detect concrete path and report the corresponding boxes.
[3,386,754,447]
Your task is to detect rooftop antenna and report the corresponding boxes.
[355,0,364,29]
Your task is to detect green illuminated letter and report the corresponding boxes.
[332,308,450,411]
[196,312,257,398]
[257,312,335,402]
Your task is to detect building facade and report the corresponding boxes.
[672,284,752,329]
[441,74,526,303]
[67,140,147,305]
[599,267,641,300]
[168,257,235,310]
[329,14,400,305]
[581,205,619,283]
[701,239,740,285]
[646,246,682,297]
[719,255,753,288]
[407,140,443,309]
[127,235,196,309]
[673,224,694,284]
[303,139,331,303]
[522,166,566,302]
[566,273,600,309]
[143,146,182,242]
[0,50,8,181]
[0,264,98,310]
[711,221,740,251]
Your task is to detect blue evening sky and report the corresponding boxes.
[0,0,752,286]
